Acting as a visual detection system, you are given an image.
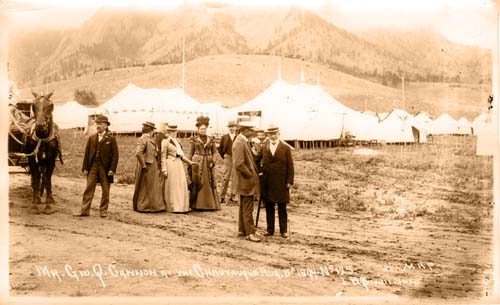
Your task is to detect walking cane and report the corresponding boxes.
[255,195,263,228]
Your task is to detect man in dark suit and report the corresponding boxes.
[74,115,119,218]
[232,121,261,242]
[218,120,238,203]
[261,125,294,238]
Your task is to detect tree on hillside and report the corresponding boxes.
[74,88,98,106]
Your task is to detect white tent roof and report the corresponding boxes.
[430,113,459,135]
[233,79,355,140]
[53,101,89,129]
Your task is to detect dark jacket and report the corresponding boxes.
[218,133,235,158]
[82,132,119,183]
[232,134,260,196]
[262,141,294,203]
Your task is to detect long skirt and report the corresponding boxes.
[133,160,165,212]
[191,155,220,210]
[164,157,190,213]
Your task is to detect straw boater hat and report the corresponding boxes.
[238,121,255,130]
[255,128,265,134]
[142,121,156,130]
[166,124,178,132]
[95,115,110,126]
[265,124,280,134]
[158,122,168,134]
[227,120,237,127]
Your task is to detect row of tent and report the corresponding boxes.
[53,80,491,144]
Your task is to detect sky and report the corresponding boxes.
[4,0,499,48]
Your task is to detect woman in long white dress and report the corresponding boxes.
[161,124,194,213]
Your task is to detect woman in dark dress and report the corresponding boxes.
[187,116,220,210]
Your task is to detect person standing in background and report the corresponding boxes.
[133,122,165,213]
[218,120,238,204]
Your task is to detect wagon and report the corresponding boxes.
[8,101,32,173]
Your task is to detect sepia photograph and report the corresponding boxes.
[1,0,499,304]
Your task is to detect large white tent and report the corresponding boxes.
[97,83,228,134]
[53,101,89,129]
[232,79,355,141]
[430,114,459,135]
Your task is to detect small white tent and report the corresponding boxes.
[430,114,459,135]
[344,111,381,142]
[377,109,415,143]
[53,101,89,129]
[457,117,472,135]
[410,112,433,143]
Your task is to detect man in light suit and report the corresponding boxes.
[232,121,261,242]
[75,115,119,218]
[261,125,294,238]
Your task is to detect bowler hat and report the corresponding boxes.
[265,124,280,134]
[143,121,156,129]
[227,120,237,127]
[95,115,110,126]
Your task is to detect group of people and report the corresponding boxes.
[73,114,294,242]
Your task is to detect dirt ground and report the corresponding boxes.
[8,137,495,301]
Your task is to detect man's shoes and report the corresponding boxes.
[100,212,108,218]
[263,232,273,236]
[73,213,89,217]
[237,231,245,238]
[281,233,289,238]
[220,198,226,204]
[246,234,261,242]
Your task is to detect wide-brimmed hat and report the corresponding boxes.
[196,116,210,128]
[95,115,110,126]
[166,124,178,131]
[238,121,255,130]
[265,124,280,134]
[142,121,156,130]
[158,122,168,133]
[227,120,237,127]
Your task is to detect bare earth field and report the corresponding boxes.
[8,132,494,301]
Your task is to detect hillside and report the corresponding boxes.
[8,5,491,88]
[17,55,491,120]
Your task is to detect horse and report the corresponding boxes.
[24,91,63,214]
